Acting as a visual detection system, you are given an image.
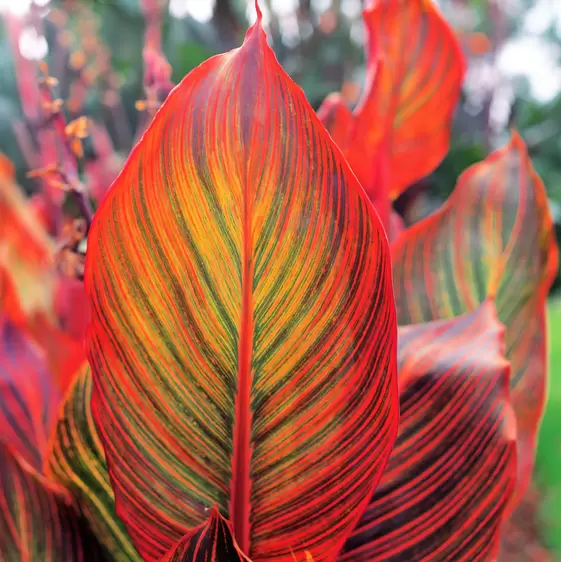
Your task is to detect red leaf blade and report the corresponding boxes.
[339,302,517,561]
[0,318,60,470]
[86,13,398,562]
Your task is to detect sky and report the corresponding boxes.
[1,0,560,103]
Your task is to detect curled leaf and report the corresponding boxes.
[85,10,398,562]
[340,302,517,561]
[319,0,465,201]
[391,132,558,505]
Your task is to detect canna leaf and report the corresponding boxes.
[0,317,60,471]
[0,153,55,328]
[46,363,141,562]
[85,7,398,562]
[0,154,84,394]
[160,508,251,562]
[340,302,517,561]
[359,0,466,199]
[0,442,107,561]
[318,0,465,201]
[391,132,558,506]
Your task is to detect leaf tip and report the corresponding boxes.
[242,0,267,48]
[255,0,263,21]
[508,128,526,152]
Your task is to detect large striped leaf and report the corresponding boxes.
[160,509,251,562]
[340,302,517,561]
[391,132,558,505]
[85,8,398,562]
[46,363,141,562]
[0,442,107,561]
[318,0,465,202]
[0,318,60,470]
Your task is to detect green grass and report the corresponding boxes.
[535,298,561,554]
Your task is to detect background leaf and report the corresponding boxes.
[357,0,466,198]
[340,302,516,561]
[0,442,107,562]
[391,132,559,506]
[0,156,55,330]
[0,318,59,470]
[318,0,465,200]
[0,159,83,394]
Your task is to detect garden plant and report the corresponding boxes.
[0,0,558,560]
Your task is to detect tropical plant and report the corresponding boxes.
[0,0,558,561]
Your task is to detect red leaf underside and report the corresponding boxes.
[339,302,517,561]
[0,318,60,471]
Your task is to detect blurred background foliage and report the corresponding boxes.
[2,0,561,251]
[1,0,561,558]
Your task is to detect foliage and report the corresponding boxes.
[0,0,559,561]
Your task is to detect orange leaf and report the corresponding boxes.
[85,7,398,562]
[0,157,84,395]
[0,158,55,325]
[319,0,465,209]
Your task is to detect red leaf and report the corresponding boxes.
[160,508,251,562]
[0,156,84,395]
[318,0,465,213]
[391,132,559,507]
[0,155,55,328]
[85,8,398,562]
[339,302,517,561]
[0,318,60,470]
[0,443,107,561]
